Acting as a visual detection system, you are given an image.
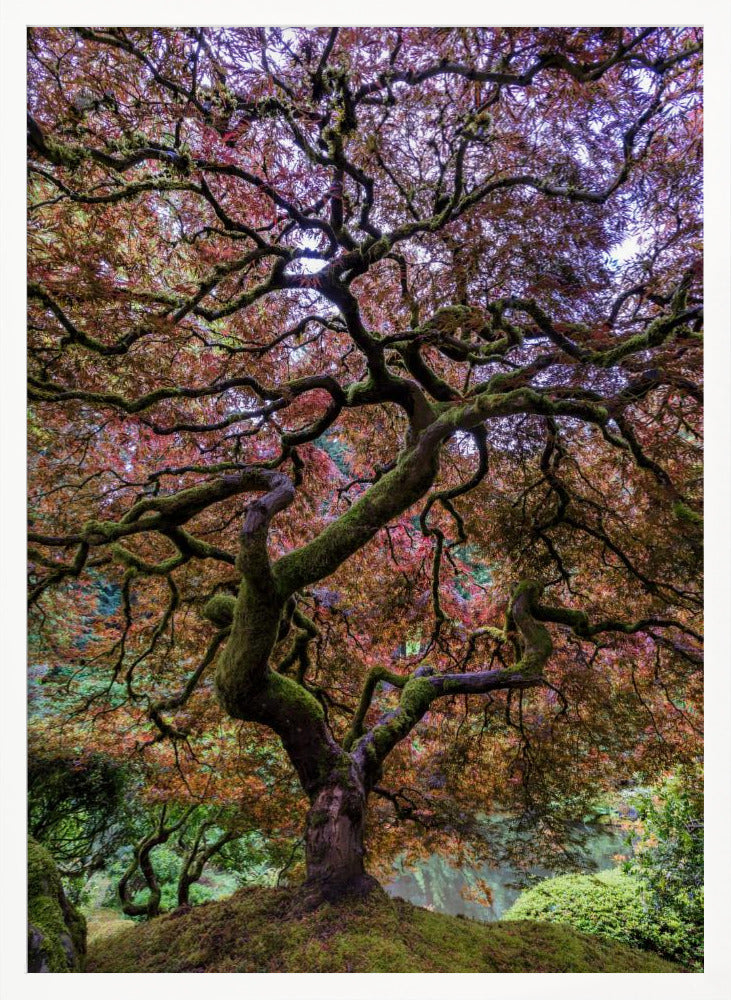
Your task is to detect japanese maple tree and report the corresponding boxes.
[27,27,703,901]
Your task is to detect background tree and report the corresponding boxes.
[27,27,703,902]
[28,747,129,880]
[116,803,249,917]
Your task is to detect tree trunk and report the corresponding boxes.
[303,775,379,902]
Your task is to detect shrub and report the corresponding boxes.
[28,748,130,881]
[504,870,645,945]
[622,769,703,968]
[503,868,689,963]
[504,767,704,970]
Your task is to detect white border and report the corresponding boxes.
[2,5,729,999]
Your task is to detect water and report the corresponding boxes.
[386,822,626,921]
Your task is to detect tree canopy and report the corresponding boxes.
[27,27,703,898]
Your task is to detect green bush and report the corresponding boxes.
[504,768,704,970]
[503,868,687,963]
[622,770,703,968]
[504,870,642,944]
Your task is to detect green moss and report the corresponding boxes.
[537,603,591,635]
[28,837,86,972]
[672,501,703,527]
[86,884,681,973]
[510,579,542,602]
[399,676,435,714]
[201,593,236,627]
[112,544,182,575]
[83,519,122,543]
[592,305,685,367]
[370,677,435,758]
[504,580,552,675]
[594,332,647,367]
[43,137,86,170]
[265,670,325,722]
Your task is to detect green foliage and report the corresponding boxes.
[86,885,680,973]
[96,829,280,917]
[214,829,286,886]
[28,748,131,882]
[504,869,650,945]
[29,745,287,917]
[623,769,703,968]
[504,861,701,968]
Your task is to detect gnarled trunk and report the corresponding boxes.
[304,774,378,902]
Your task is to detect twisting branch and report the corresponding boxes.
[352,580,553,782]
[27,28,703,879]
[118,804,196,918]
[177,814,240,907]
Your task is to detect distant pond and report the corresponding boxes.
[386,821,626,921]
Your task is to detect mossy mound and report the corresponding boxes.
[28,837,86,972]
[87,885,682,973]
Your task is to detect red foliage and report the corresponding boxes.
[27,28,702,871]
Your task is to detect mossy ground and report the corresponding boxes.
[86,885,683,973]
[85,907,134,944]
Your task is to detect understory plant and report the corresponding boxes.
[505,770,704,968]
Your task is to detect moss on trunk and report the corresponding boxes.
[28,837,86,972]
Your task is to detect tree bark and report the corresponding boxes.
[303,769,378,902]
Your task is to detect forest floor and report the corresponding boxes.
[86,884,683,973]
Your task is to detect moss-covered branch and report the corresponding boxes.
[68,469,285,551]
[532,601,703,646]
[353,663,546,783]
[352,581,552,781]
[273,428,443,597]
[118,805,196,918]
[28,371,345,417]
[343,667,408,751]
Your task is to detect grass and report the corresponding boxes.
[85,907,134,945]
[86,885,684,973]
